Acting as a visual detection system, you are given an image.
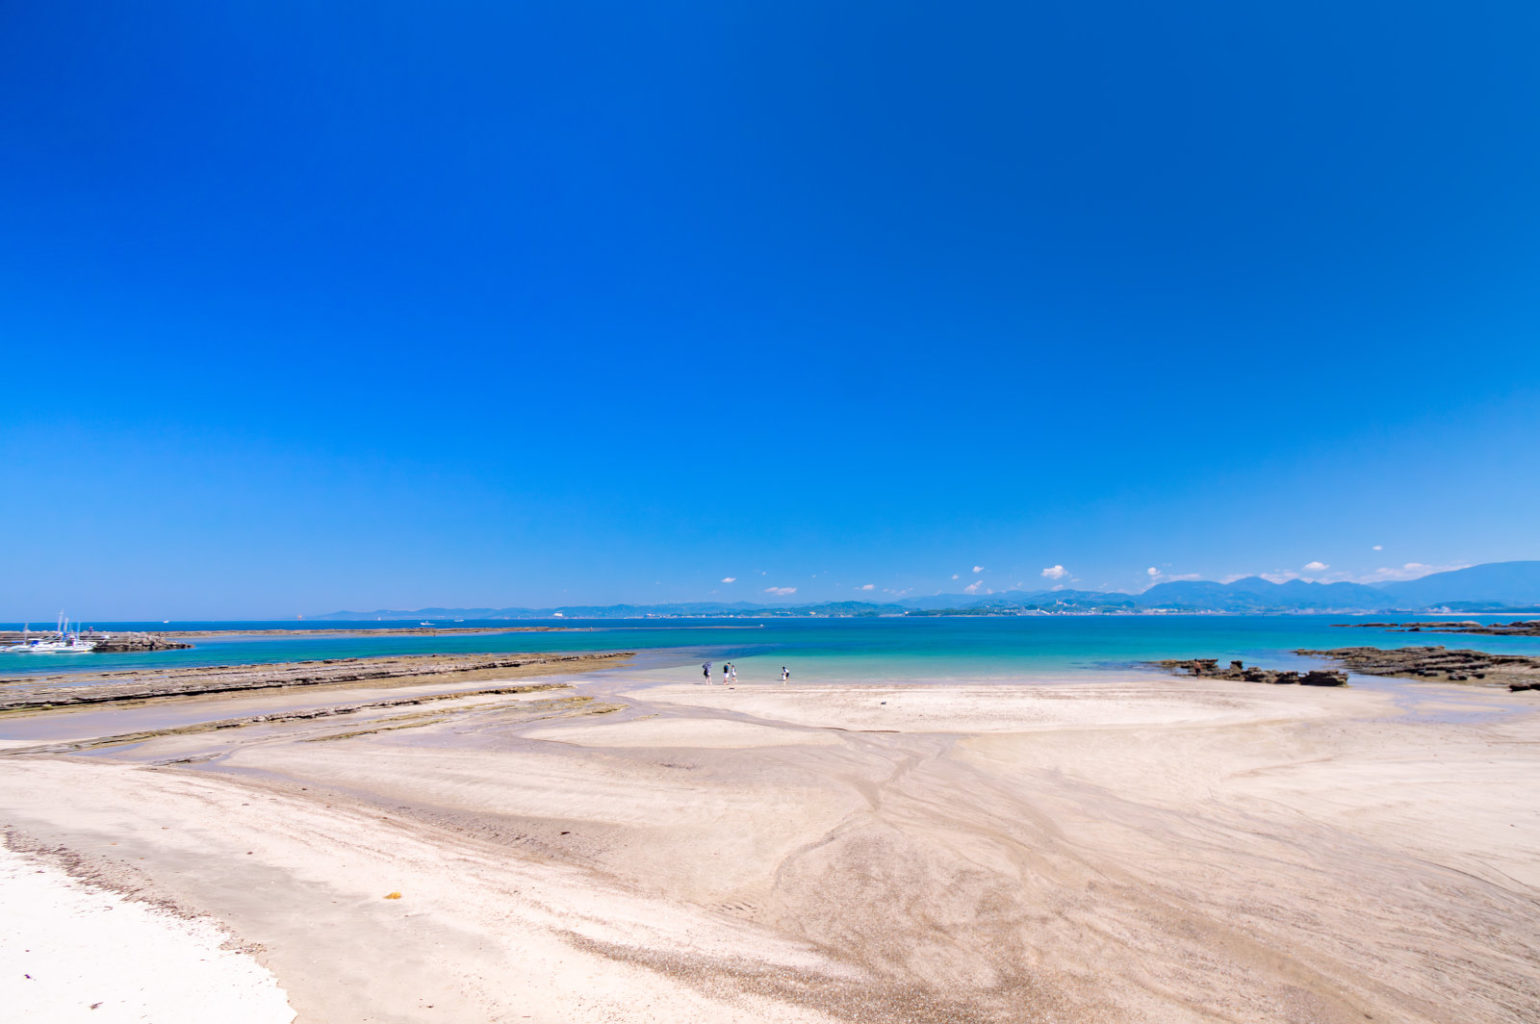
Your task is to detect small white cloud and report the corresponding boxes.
[1261,571,1301,583]
[858,583,875,591]
[1372,544,1383,551]
[972,565,984,574]
[1146,567,1160,577]
[1041,565,1069,581]
[721,576,736,583]
[951,573,960,580]
[764,586,797,596]
[964,581,990,595]
[1303,561,1329,572]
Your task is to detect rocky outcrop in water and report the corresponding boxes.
[1298,646,1540,691]
[1333,620,1540,637]
[1154,659,1347,686]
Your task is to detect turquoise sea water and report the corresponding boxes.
[4,615,1540,685]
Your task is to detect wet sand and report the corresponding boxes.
[1,662,1537,1023]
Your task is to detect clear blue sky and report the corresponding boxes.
[3,2,1538,618]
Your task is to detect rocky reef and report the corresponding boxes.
[1154,658,1347,686]
[1333,620,1540,636]
[1299,646,1540,691]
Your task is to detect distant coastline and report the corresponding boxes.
[314,560,1540,620]
[318,607,1540,620]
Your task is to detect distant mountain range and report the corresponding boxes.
[318,561,1540,619]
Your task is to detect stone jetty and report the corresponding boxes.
[0,631,194,653]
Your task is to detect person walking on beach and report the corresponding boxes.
[702,661,712,683]
[728,663,737,684]
[781,665,789,683]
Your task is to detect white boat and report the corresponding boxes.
[0,623,34,653]
[3,614,98,653]
[2,634,65,652]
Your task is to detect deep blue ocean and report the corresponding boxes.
[4,615,1539,685]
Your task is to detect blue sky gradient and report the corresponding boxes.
[3,2,1538,617]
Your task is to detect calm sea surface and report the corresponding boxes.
[4,615,1540,685]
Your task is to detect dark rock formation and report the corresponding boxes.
[1298,646,1540,691]
[1154,659,1346,686]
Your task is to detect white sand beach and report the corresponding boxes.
[0,844,294,1023]
[2,666,1537,1023]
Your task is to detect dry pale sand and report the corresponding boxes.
[1,666,1537,1023]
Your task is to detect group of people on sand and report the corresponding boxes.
[701,661,791,684]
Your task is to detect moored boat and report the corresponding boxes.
[0,614,98,653]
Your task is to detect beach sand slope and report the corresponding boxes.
[1,671,1536,1022]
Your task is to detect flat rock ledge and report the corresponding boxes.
[0,651,635,711]
[1154,659,1347,686]
[1298,646,1540,691]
